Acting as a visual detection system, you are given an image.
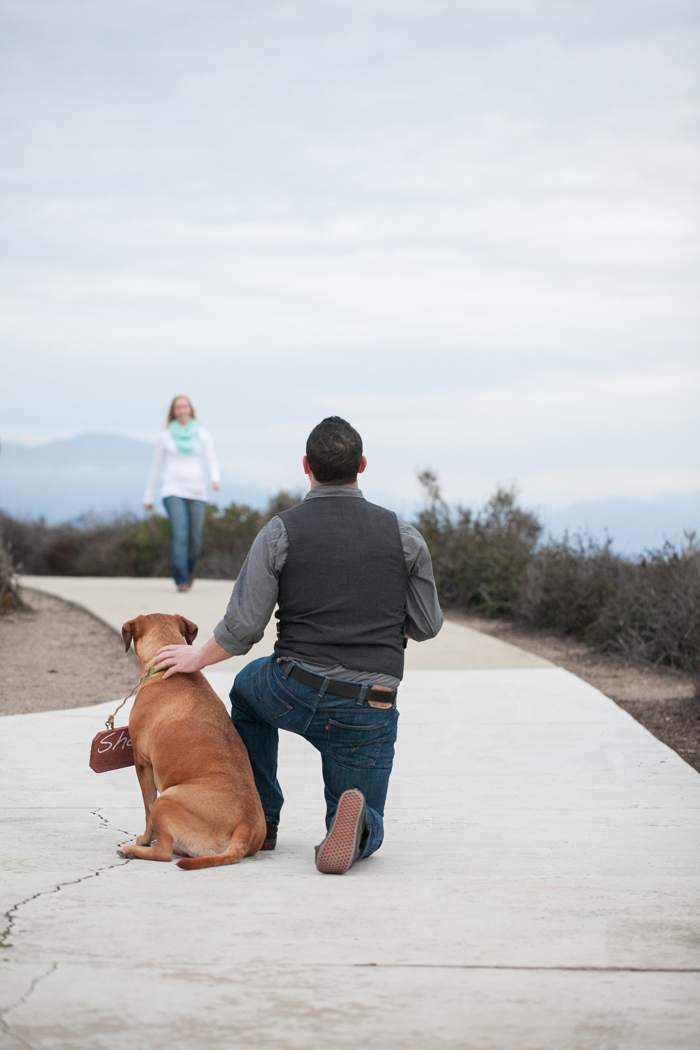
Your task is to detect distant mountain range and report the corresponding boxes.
[0,433,697,554]
[543,492,698,555]
[0,433,271,523]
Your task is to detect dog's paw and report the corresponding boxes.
[117,846,133,858]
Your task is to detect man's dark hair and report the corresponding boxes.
[306,417,363,484]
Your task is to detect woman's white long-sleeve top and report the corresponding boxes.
[143,428,220,505]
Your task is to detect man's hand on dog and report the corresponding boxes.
[154,637,231,679]
[153,645,205,679]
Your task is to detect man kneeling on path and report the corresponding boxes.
[154,417,443,873]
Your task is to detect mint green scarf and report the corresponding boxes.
[169,419,203,456]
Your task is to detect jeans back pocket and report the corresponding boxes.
[253,658,296,721]
[327,717,395,769]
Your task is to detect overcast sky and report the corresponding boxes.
[1,0,698,510]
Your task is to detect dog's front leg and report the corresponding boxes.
[135,760,157,845]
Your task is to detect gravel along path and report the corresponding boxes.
[0,588,139,715]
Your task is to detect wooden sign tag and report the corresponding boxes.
[89,726,134,773]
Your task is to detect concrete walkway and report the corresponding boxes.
[1,579,699,1049]
[18,575,554,673]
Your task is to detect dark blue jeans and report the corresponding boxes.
[230,656,399,859]
[163,496,206,587]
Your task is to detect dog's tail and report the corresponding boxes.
[176,835,251,871]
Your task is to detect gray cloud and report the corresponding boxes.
[1,0,698,507]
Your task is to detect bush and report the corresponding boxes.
[0,527,24,610]
[585,538,700,672]
[197,503,266,579]
[0,490,304,581]
[122,515,172,576]
[414,474,699,676]
[515,534,622,637]
[514,532,700,672]
[416,472,541,616]
[0,513,147,576]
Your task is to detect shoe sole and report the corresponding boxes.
[316,789,366,875]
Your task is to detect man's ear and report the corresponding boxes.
[178,616,199,645]
[121,620,137,652]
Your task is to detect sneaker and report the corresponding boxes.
[315,789,367,875]
[261,821,277,851]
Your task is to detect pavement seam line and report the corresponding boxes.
[0,962,58,1050]
[1,809,132,950]
[347,964,700,973]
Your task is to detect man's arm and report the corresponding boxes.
[154,635,232,678]
[397,519,444,641]
[154,517,287,678]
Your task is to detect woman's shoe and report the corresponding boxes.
[176,584,189,592]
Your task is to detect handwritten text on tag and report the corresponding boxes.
[89,727,135,773]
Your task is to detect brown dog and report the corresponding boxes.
[117,613,265,870]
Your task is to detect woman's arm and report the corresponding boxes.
[143,434,167,510]
[202,429,221,492]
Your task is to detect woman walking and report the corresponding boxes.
[143,396,220,592]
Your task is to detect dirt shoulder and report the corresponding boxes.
[449,611,700,773]
[0,588,139,716]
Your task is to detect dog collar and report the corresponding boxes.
[140,666,164,684]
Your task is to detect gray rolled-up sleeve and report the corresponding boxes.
[397,518,444,641]
[213,516,288,655]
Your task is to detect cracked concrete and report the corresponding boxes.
[1,808,131,952]
[2,576,700,1047]
[0,801,133,1050]
[1,963,57,1050]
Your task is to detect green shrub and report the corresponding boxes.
[416,472,541,616]
[197,502,265,579]
[266,490,304,517]
[123,515,172,576]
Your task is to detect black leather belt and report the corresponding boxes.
[288,664,397,703]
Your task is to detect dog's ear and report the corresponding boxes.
[121,619,137,652]
[178,616,199,645]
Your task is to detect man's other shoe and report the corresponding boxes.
[315,789,367,874]
[262,821,277,851]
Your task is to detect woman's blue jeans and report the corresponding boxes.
[163,496,206,587]
[230,656,399,859]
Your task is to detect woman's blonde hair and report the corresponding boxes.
[167,395,196,424]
